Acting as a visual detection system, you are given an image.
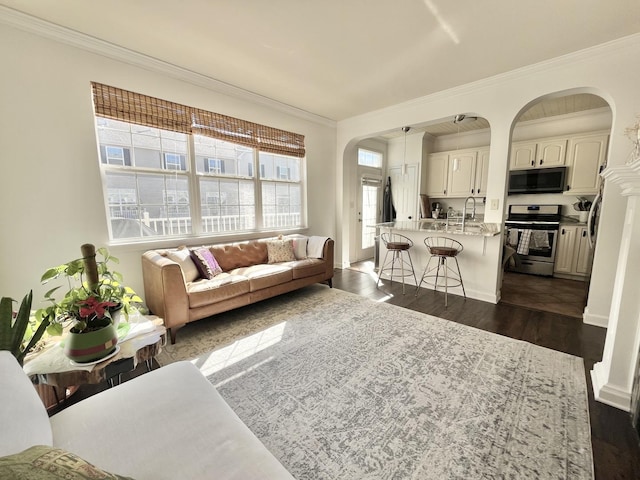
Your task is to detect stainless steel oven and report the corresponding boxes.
[505,205,561,276]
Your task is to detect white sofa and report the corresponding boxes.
[0,351,294,479]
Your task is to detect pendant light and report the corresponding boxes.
[452,116,461,172]
[451,114,477,171]
[402,126,410,175]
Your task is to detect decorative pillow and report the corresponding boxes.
[167,247,200,283]
[266,239,296,263]
[0,445,134,479]
[190,247,222,279]
[291,237,308,260]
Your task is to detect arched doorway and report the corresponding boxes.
[500,92,612,318]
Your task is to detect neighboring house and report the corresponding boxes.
[0,8,639,420]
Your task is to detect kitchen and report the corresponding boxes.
[384,93,612,318]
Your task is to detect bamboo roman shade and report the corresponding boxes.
[91,82,306,157]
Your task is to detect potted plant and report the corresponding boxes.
[36,244,144,363]
[0,291,51,366]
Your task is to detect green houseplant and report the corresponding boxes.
[36,244,143,363]
[0,291,51,365]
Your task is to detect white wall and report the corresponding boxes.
[336,34,640,411]
[0,22,336,304]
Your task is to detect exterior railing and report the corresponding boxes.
[124,212,301,235]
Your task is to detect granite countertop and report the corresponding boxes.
[371,219,501,237]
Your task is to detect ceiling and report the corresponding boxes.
[0,1,638,121]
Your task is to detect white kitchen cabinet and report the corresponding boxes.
[554,225,577,274]
[425,148,487,198]
[447,151,477,197]
[425,152,449,196]
[475,148,490,196]
[554,224,592,278]
[564,132,608,195]
[510,138,567,170]
[575,226,591,275]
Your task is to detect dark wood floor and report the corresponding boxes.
[340,266,640,480]
[501,270,588,318]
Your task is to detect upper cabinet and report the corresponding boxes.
[424,152,449,197]
[510,137,567,170]
[447,150,477,197]
[425,148,488,198]
[508,130,609,195]
[564,132,608,195]
[475,148,490,196]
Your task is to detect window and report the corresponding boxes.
[100,146,131,166]
[358,148,383,168]
[164,153,186,171]
[205,158,225,174]
[92,82,306,241]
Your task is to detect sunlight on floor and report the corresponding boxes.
[193,321,286,377]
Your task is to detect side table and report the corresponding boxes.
[23,316,166,408]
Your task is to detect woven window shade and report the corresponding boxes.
[91,82,305,158]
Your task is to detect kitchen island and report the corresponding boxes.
[371,219,503,303]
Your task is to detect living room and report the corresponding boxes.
[2,1,640,479]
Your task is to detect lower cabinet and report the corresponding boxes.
[554,225,591,278]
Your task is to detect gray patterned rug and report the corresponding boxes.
[157,285,594,479]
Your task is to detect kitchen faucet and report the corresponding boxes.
[462,196,476,232]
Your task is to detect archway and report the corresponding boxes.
[500,90,613,319]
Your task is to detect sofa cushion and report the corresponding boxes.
[211,241,268,271]
[291,236,308,259]
[0,445,134,479]
[266,239,296,263]
[187,273,250,308]
[0,352,52,457]
[287,258,327,279]
[230,264,293,292]
[190,247,222,279]
[166,247,200,283]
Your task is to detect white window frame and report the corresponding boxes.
[96,119,306,243]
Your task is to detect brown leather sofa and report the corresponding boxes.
[142,237,334,343]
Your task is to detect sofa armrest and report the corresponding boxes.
[49,361,295,479]
[141,251,189,330]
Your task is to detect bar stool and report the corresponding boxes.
[376,232,418,295]
[417,237,466,306]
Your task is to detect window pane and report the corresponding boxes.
[361,185,379,248]
[105,171,191,239]
[259,152,300,181]
[96,120,188,171]
[262,181,301,228]
[199,178,255,233]
[358,148,383,168]
[194,136,253,176]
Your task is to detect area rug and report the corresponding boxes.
[157,285,594,479]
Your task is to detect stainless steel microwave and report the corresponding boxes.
[508,167,566,194]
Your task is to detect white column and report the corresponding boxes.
[591,162,640,411]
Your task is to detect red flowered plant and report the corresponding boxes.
[78,297,118,320]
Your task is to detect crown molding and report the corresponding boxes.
[0,5,336,128]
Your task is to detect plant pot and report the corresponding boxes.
[63,319,118,363]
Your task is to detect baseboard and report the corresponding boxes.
[583,307,609,328]
[591,362,631,411]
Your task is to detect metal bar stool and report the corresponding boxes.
[417,237,466,306]
[376,232,418,295]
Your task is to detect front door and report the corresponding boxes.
[356,175,381,261]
